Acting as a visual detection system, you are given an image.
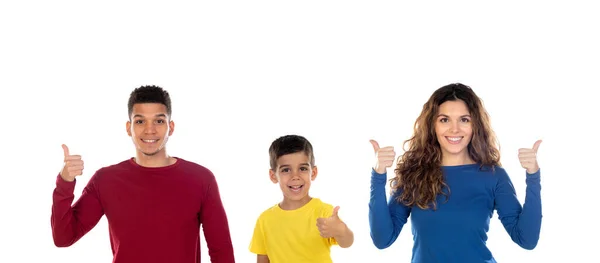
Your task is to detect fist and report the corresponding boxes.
[316,206,343,238]
[369,140,396,174]
[518,140,542,174]
[60,144,84,182]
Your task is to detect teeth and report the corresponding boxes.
[143,139,157,143]
[447,137,462,142]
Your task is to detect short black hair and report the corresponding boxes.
[268,135,315,170]
[127,85,172,119]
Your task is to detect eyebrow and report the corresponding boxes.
[437,114,471,118]
[279,163,310,168]
[133,113,167,118]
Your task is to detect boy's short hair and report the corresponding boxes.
[127,85,172,119]
[268,135,315,170]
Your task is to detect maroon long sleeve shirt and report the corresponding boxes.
[51,157,235,263]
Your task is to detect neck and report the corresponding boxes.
[441,152,475,166]
[134,150,174,168]
[279,196,312,210]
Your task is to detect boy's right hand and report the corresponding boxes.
[60,144,84,182]
[369,139,396,174]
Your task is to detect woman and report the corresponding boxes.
[368,83,542,263]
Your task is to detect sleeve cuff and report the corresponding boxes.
[525,169,541,184]
[55,174,76,194]
[371,168,387,185]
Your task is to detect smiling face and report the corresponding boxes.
[434,99,473,163]
[269,151,317,208]
[126,103,174,157]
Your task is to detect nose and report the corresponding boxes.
[144,122,157,134]
[291,170,300,180]
[449,120,459,133]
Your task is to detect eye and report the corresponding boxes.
[439,118,448,123]
[156,119,165,124]
[461,117,471,123]
[300,167,309,171]
[281,168,290,173]
[135,120,144,124]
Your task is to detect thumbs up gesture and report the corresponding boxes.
[60,144,84,182]
[316,206,345,238]
[518,140,542,174]
[370,139,396,174]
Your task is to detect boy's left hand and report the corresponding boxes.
[316,206,346,238]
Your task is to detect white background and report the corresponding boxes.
[1,1,597,262]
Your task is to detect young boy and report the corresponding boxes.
[249,135,354,263]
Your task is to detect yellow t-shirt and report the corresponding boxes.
[249,198,339,263]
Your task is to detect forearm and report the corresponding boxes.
[516,170,543,247]
[202,182,235,262]
[51,174,105,247]
[51,174,78,247]
[256,255,269,263]
[368,170,396,248]
[203,212,235,262]
[205,230,235,263]
[334,222,354,248]
[497,169,543,250]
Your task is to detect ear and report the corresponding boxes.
[168,120,175,136]
[311,166,318,181]
[269,169,278,184]
[126,120,132,137]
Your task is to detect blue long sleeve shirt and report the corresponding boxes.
[369,164,542,263]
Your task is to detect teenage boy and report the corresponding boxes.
[51,85,235,263]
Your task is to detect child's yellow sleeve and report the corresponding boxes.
[249,216,268,255]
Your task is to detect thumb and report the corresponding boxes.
[62,144,70,157]
[369,140,380,153]
[532,139,542,152]
[331,206,340,218]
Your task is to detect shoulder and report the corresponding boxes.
[255,203,280,221]
[314,198,333,209]
[92,159,133,179]
[311,198,335,217]
[100,158,131,171]
[478,165,513,187]
[174,158,219,182]
[176,157,214,174]
[488,165,509,178]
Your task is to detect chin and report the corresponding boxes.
[286,193,308,201]
[138,149,161,156]
[442,146,468,155]
[449,151,468,156]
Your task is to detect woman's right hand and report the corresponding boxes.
[369,139,396,174]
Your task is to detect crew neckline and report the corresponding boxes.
[276,197,319,212]
[127,156,182,171]
[441,163,480,170]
